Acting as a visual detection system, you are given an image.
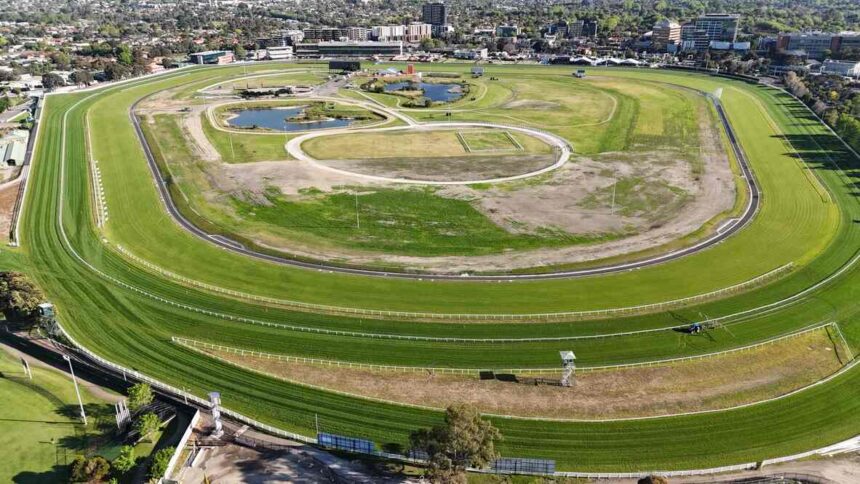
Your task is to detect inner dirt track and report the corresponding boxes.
[132,88,759,280]
[285,115,572,185]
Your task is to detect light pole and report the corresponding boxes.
[63,355,87,426]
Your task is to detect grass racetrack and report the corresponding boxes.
[11,62,860,472]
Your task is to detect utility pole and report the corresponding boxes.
[63,355,87,426]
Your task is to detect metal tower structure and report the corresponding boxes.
[209,391,224,438]
[560,351,576,387]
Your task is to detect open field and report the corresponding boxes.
[302,127,549,159]
[11,62,860,472]
[0,345,121,483]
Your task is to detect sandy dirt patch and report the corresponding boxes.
[200,330,842,420]
[321,154,557,182]
[0,177,21,236]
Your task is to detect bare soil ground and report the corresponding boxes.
[321,153,557,182]
[201,330,842,420]
[0,177,21,236]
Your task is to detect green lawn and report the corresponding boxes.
[302,127,549,159]
[12,63,860,471]
[0,346,120,483]
[232,187,603,257]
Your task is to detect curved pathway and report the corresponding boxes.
[285,121,571,186]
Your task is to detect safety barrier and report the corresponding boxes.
[171,320,841,375]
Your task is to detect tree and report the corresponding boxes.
[234,44,246,59]
[135,412,162,442]
[116,44,134,66]
[148,447,175,479]
[41,73,64,91]
[70,455,111,483]
[410,404,501,483]
[70,70,94,86]
[104,63,130,81]
[111,445,136,474]
[0,271,45,319]
[127,382,154,411]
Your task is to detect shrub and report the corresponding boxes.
[148,447,175,479]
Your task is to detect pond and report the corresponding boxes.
[226,106,355,132]
[384,82,464,102]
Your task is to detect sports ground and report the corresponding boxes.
[9,61,860,473]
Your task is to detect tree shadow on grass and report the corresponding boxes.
[13,466,69,484]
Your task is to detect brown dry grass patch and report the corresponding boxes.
[200,330,844,420]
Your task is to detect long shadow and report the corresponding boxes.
[0,417,77,424]
[13,466,69,484]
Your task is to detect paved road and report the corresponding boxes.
[129,85,760,281]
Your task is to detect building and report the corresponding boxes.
[405,23,432,43]
[372,25,405,42]
[266,46,294,60]
[496,25,520,38]
[694,13,740,43]
[295,41,403,59]
[776,32,860,60]
[1,130,28,167]
[453,48,488,60]
[546,20,570,38]
[345,27,370,41]
[422,2,447,26]
[257,30,304,48]
[189,50,234,65]
[303,27,348,42]
[820,59,860,77]
[569,19,598,38]
[652,19,681,51]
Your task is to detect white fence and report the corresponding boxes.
[160,409,200,484]
[53,319,860,478]
[172,320,841,375]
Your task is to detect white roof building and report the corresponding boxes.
[820,60,860,77]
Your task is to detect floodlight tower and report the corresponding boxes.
[209,391,224,438]
[559,351,576,387]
